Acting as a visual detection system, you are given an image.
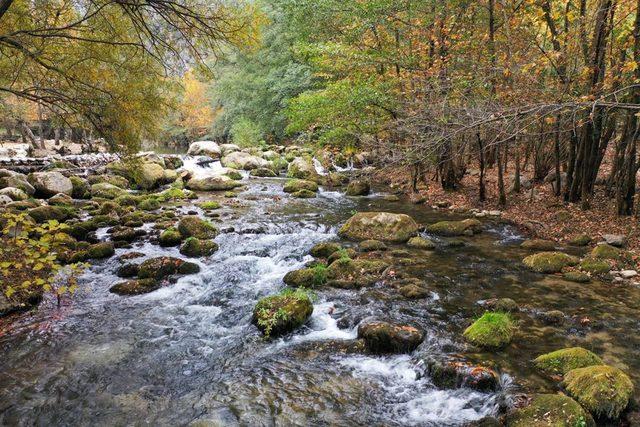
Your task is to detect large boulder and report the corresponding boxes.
[345,180,370,196]
[221,151,269,170]
[0,174,35,195]
[187,140,222,159]
[177,216,218,239]
[186,175,242,191]
[326,258,389,288]
[563,365,633,419]
[220,143,240,156]
[427,360,500,392]
[426,219,482,236]
[69,176,91,199]
[137,256,200,280]
[463,311,515,349]
[179,237,219,257]
[90,183,126,199]
[283,179,318,193]
[287,157,320,181]
[110,278,160,295]
[357,320,424,354]
[534,347,603,376]
[522,251,578,273]
[339,212,419,243]
[135,162,165,190]
[27,171,73,198]
[0,187,28,201]
[506,394,595,427]
[252,290,313,337]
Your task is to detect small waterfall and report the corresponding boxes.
[312,157,328,176]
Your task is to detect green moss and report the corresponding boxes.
[28,205,72,223]
[198,201,221,210]
[87,242,115,259]
[159,227,182,247]
[69,176,91,199]
[563,271,591,283]
[291,189,316,198]
[569,234,592,247]
[325,258,388,288]
[579,257,611,274]
[283,179,318,193]
[591,244,627,261]
[520,239,556,251]
[177,216,218,239]
[114,194,139,206]
[309,242,342,258]
[426,218,482,236]
[110,278,160,296]
[463,312,515,349]
[563,365,633,419]
[138,197,160,211]
[252,288,314,337]
[359,240,388,252]
[157,187,193,201]
[179,237,219,257]
[407,236,436,249]
[522,251,578,273]
[534,347,603,376]
[506,394,595,427]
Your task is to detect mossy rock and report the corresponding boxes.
[486,297,519,313]
[138,197,160,211]
[198,201,221,210]
[110,227,137,242]
[359,240,388,252]
[252,289,313,337]
[114,194,139,206]
[291,189,316,198]
[159,227,183,247]
[69,176,91,199]
[569,234,592,247]
[137,256,200,280]
[177,216,218,239]
[87,242,115,259]
[407,236,436,250]
[116,263,139,278]
[506,394,595,426]
[534,347,603,376]
[87,174,130,189]
[28,205,72,223]
[97,201,122,216]
[223,169,243,180]
[562,365,634,419]
[463,312,515,349]
[179,237,219,257]
[90,182,126,199]
[283,265,328,288]
[399,284,430,299]
[426,218,482,237]
[520,239,556,251]
[580,257,611,275]
[327,248,356,265]
[345,180,370,196]
[357,320,424,354]
[522,251,578,273]
[428,360,500,392]
[591,244,626,261]
[339,211,419,243]
[309,242,342,258]
[110,278,160,295]
[325,258,388,288]
[563,271,591,283]
[250,167,277,177]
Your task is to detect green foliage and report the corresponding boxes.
[0,212,84,306]
[311,264,328,287]
[230,117,265,148]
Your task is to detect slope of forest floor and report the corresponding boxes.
[385,164,640,256]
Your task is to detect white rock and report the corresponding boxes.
[187,141,222,159]
[620,270,638,279]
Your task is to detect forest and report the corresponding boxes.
[1,0,640,426]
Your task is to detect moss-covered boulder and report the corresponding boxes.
[179,237,219,257]
[287,157,320,182]
[291,189,316,198]
[28,205,72,223]
[327,248,356,265]
[463,312,515,349]
[563,365,633,419]
[522,251,578,273]
[485,297,519,313]
[137,256,200,280]
[407,236,436,249]
[506,394,595,427]
[283,179,318,193]
[159,228,182,247]
[250,167,277,177]
[339,212,419,243]
[186,175,242,191]
[177,216,218,239]
[521,239,556,251]
[399,284,430,299]
[357,321,424,354]
[428,360,500,392]
[252,289,314,337]
[87,242,115,259]
[426,218,482,236]
[138,197,160,211]
[359,239,388,252]
[28,171,73,198]
[534,347,603,376]
[0,174,35,195]
[91,182,126,199]
[345,180,370,196]
[87,174,130,189]
[309,242,342,258]
[69,176,90,199]
[134,162,165,190]
[198,201,221,210]
[580,257,612,274]
[569,234,592,247]
[326,258,388,288]
[116,263,139,278]
[591,244,627,261]
[283,265,328,288]
[110,227,137,243]
[110,278,160,296]
[563,271,591,283]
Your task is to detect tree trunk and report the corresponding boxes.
[497,142,507,207]
[477,130,486,201]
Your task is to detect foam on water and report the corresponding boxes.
[180,156,226,178]
[281,302,358,346]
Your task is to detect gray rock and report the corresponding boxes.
[28,171,73,197]
[0,187,28,201]
[188,141,222,158]
[602,234,627,247]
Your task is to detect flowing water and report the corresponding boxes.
[1,159,640,426]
